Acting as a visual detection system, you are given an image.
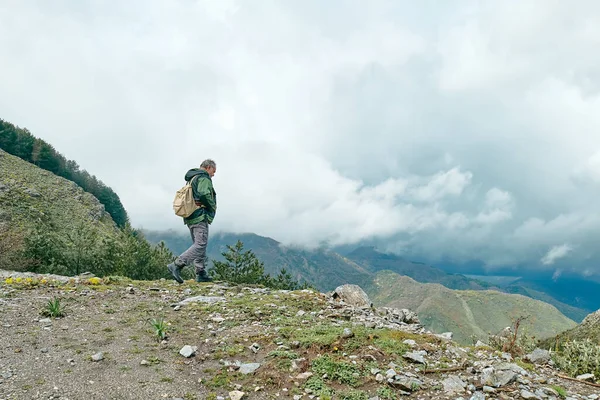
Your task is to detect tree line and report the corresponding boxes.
[0,118,128,227]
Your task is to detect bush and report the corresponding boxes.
[553,339,600,380]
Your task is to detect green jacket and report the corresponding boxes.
[182,168,217,225]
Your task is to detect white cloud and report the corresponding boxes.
[1,0,600,276]
[542,244,573,266]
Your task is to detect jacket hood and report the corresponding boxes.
[184,168,209,182]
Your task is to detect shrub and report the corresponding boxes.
[553,339,600,380]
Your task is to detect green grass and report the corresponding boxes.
[311,354,361,386]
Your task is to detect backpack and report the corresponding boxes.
[172,175,201,218]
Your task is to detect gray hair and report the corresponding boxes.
[200,159,216,169]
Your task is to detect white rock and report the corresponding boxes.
[179,345,197,358]
[228,391,245,400]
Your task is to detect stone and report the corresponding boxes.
[24,188,41,197]
[389,376,423,392]
[525,348,551,364]
[179,345,197,358]
[176,296,226,306]
[481,367,517,388]
[403,351,426,364]
[249,343,260,353]
[342,328,354,338]
[91,352,104,362]
[331,284,372,308]
[239,363,260,374]
[437,332,453,340]
[576,373,595,381]
[442,375,466,393]
[228,391,245,400]
[520,389,539,399]
[403,339,417,347]
[295,372,313,381]
[469,393,486,400]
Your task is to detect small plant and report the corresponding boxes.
[338,389,369,400]
[377,386,396,400]
[41,297,65,318]
[304,376,335,397]
[551,385,567,398]
[148,317,168,342]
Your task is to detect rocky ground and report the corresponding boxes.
[0,270,599,400]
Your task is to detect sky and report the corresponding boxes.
[1,0,600,277]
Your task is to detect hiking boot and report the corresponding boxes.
[167,263,184,284]
[195,270,212,283]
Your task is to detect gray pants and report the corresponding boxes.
[176,222,209,274]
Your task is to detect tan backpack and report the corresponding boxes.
[172,175,200,218]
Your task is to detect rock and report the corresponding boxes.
[249,343,260,353]
[469,393,486,400]
[403,351,426,364]
[125,287,134,294]
[295,372,313,381]
[41,348,49,353]
[437,332,453,340]
[342,328,354,338]
[525,348,551,364]
[179,345,197,358]
[39,318,52,324]
[442,375,466,393]
[520,389,539,399]
[481,368,517,388]
[91,352,104,362]
[475,340,487,347]
[140,360,149,366]
[389,376,423,392]
[239,363,260,374]
[332,284,372,308]
[24,188,40,197]
[403,339,417,347]
[576,373,595,382]
[176,296,226,306]
[228,390,245,400]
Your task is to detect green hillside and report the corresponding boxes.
[540,309,600,349]
[0,148,118,263]
[0,148,173,279]
[0,118,128,227]
[367,271,577,345]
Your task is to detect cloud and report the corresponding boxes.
[542,244,573,266]
[1,0,600,276]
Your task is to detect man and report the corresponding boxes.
[167,159,217,283]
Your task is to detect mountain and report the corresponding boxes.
[0,148,173,280]
[540,308,600,349]
[0,118,128,227]
[366,271,578,345]
[502,283,590,324]
[347,246,495,290]
[143,230,373,290]
[0,148,119,269]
